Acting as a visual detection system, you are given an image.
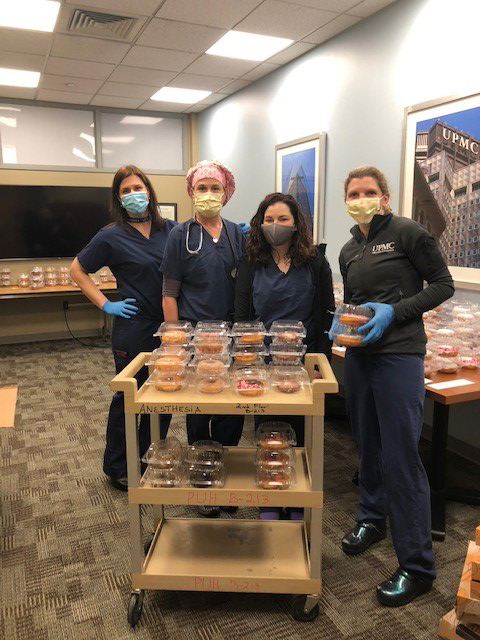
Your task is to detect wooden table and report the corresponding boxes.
[0,281,117,300]
[332,347,480,541]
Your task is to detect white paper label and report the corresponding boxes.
[334,347,346,353]
[424,378,432,384]
[427,379,474,390]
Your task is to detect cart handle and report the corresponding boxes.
[305,353,338,395]
[110,352,149,396]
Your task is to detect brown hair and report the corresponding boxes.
[246,193,315,268]
[110,165,164,230]
[344,165,392,211]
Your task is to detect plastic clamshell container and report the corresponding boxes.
[146,370,188,392]
[146,347,191,373]
[333,325,365,348]
[192,333,231,354]
[256,466,296,490]
[154,321,193,344]
[232,344,268,364]
[334,304,373,327]
[185,441,224,468]
[232,354,266,369]
[196,372,230,394]
[255,423,297,449]
[231,321,267,345]
[142,437,183,469]
[141,466,184,488]
[435,344,459,358]
[191,354,231,375]
[271,366,310,394]
[269,320,307,343]
[194,325,230,340]
[436,357,460,374]
[233,367,268,397]
[269,343,307,365]
[188,466,225,488]
[196,320,230,332]
[459,355,479,369]
[255,447,295,469]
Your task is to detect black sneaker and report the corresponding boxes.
[341,521,386,555]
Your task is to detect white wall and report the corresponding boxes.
[198,0,480,452]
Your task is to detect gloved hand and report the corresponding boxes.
[357,302,395,344]
[328,317,339,342]
[102,298,138,319]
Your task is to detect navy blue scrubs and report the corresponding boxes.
[252,258,315,447]
[78,220,176,478]
[162,217,245,445]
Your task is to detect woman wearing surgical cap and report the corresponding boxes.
[162,160,244,517]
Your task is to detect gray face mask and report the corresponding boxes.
[261,223,296,247]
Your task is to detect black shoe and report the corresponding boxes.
[197,506,220,518]
[220,506,238,513]
[108,475,128,492]
[342,521,386,555]
[376,568,433,607]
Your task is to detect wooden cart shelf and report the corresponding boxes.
[129,447,323,508]
[135,518,319,595]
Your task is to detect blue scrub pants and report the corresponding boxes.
[186,414,244,446]
[103,316,171,479]
[344,351,435,579]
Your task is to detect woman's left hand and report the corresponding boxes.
[358,302,395,344]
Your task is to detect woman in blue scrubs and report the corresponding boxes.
[162,160,244,517]
[234,192,335,519]
[70,165,176,492]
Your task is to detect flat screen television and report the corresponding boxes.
[0,185,111,259]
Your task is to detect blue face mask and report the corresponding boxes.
[121,191,149,216]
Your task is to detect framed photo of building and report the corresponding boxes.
[275,133,326,243]
[158,203,177,221]
[400,92,480,290]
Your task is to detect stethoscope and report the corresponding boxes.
[185,216,239,278]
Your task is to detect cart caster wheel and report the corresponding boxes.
[292,595,319,622]
[144,533,154,555]
[127,590,144,627]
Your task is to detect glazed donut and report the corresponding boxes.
[234,353,257,363]
[276,380,301,394]
[154,355,184,373]
[336,334,363,347]
[196,341,223,354]
[240,333,264,344]
[163,329,187,344]
[197,359,225,375]
[258,434,288,450]
[257,450,291,468]
[339,313,370,327]
[257,470,290,489]
[198,376,225,394]
[276,331,300,344]
[154,379,182,392]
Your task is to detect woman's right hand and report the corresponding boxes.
[102,298,138,318]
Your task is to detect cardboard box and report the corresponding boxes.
[456,541,480,622]
[440,609,462,640]
[476,526,480,547]
[457,622,480,640]
[473,561,480,584]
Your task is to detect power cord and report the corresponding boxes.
[63,303,110,349]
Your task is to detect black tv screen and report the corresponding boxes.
[0,185,111,259]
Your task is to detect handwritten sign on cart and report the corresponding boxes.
[194,577,262,592]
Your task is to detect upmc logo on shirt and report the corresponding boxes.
[372,241,395,254]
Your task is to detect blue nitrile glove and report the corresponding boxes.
[357,302,395,344]
[239,222,250,233]
[102,298,138,319]
[328,316,339,342]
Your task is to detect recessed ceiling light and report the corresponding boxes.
[206,30,293,62]
[120,116,163,125]
[0,0,60,32]
[150,87,211,104]
[0,68,40,88]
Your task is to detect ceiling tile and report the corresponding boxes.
[98,82,158,99]
[235,0,338,39]
[183,55,257,79]
[167,73,233,92]
[65,0,161,16]
[36,90,93,105]
[45,58,116,81]
[108,66,176,87]
[302,14,360,44]
[218,80,251,95]
[283,0,359,10]
[347,0,397,17]
[40,75,104,94]
[137,19,226,53]
[0,52,45,72]
[156,0,263,29]
[183,93,227,112]
[139,100,188,112]
[240,62,280,82]
[0,87,37,100]
[266,42,316,64]
[0,28,52,55]
[121,46,198,72]
[50,34,130,64]
[89,95,145,108]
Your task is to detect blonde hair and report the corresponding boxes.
[344,166,392,211]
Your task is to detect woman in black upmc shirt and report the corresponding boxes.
[335,166,454,607]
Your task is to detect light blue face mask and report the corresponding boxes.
[121,191,149,216]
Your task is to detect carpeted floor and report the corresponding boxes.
[1,338,478,640]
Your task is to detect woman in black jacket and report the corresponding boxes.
[234,192,335,519]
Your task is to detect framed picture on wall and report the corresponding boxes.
[158,203,177,221]
[400,91,480,290]
[275,133,327,243]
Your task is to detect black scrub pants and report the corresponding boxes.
[344,350,436,579]
[186,414,244,446]
[103,316,171,479]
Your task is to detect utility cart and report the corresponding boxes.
[110,352,338,627]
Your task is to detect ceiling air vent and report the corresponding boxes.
[68,9,136,40]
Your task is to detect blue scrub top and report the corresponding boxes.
[161,217,244,323]
[253,258,315,350]
[77,219,177,319]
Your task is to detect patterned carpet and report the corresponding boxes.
[1,338,478,640]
